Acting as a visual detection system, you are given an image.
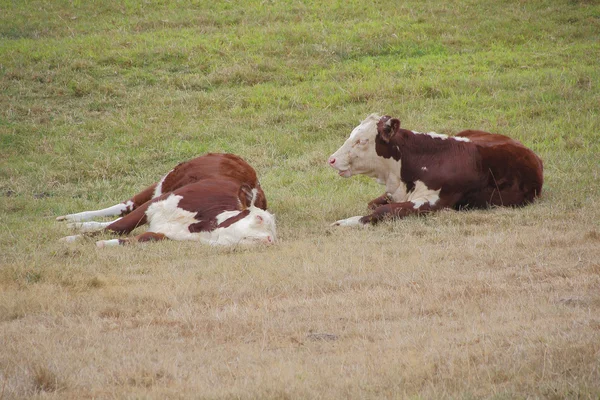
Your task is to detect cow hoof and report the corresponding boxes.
[96,239,120,248]
[59,234,82,243]
[331,216,365,227]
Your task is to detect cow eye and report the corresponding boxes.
[358,138,368,145]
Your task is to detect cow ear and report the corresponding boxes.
[238,184,253,209]
[379,117,401,143]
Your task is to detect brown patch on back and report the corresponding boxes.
[160,153,267,210]
[167,179,248,233]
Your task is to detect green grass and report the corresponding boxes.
[1,0,599,398]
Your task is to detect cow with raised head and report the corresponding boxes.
[328,114,543,226]
[59,153,276,247]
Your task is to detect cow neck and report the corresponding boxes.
[374,130,414,201]
[374,156,403,195]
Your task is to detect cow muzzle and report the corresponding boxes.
[328,156,352,177]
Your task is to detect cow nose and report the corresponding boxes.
[328,157,336,166]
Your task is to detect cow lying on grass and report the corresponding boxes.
[328,114,544,226]
[58,153,276,247]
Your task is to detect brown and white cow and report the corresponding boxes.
[58,153,276,246]
[328,114,543,226]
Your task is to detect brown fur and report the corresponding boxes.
[98,153,267,236]
[361,116,543,224]
[126,153,267,213]
[107,179,254,237]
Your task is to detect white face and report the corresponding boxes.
[328,113,381,178]
[223,207,277,246]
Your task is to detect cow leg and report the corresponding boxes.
[65,199,150,235]
[101,200,152,235]
[332,201,443,227]
[59,197,152,242]
[56,183,157,222]
[367,193,393,210]
[362,201,443,224]
[67,218,122,233]
[96,232,167,248]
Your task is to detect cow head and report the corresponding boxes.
[236,208,277,245]
[328,113,382,178]
[222,188,277,246]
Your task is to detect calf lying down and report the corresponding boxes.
[58,154,276,247]
[328,114,544,226]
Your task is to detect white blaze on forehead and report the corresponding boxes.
[348,113,381,141]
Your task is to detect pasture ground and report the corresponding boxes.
[1,1,599,398]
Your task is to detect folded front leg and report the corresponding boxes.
[360,200,443,225]
[367,192,393,211]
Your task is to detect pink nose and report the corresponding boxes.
[328,157,336,166]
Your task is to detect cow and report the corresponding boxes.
[327,114,544,226]
[58,153,276,247]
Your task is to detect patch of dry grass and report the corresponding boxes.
[1,0,599,397]
[1,202,599,398]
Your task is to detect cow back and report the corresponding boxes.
[160,153,267,209]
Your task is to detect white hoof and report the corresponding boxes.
[96,239,120,248]
[59,234,82,243]
[67,220,116,233]
[331,216,365,227]
[57,213,89,222]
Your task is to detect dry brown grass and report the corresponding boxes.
[1,0,599,397]
[1,201,599,399]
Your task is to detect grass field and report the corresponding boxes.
[1,0,600,398]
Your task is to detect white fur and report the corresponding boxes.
[413,130,471,142]
[59,234,83,243]
[215,210,243,225]
[57,201,134,222]
[68,218,121,233]
[152,170,172,198]
[329,114,403,188]
[145,194,199,241]
[96,239,120,248]
[453,136,471,142]
[330,114,447,225]
[143,193,276,246]
[207,208,276,246]
[408,180,441,209]
[331,216,365,227]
